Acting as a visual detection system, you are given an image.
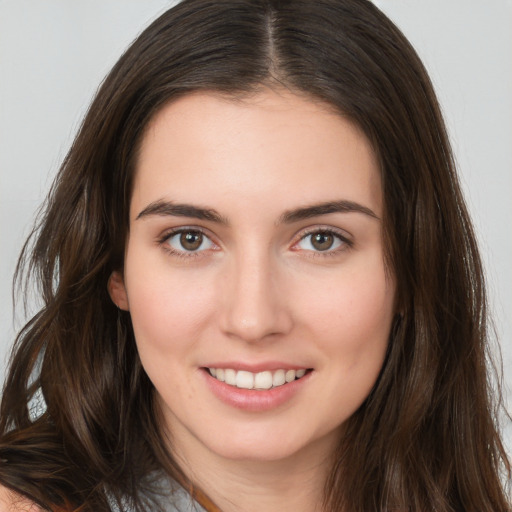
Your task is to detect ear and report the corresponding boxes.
[108,271,130,311]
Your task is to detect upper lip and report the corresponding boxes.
[201,362,311,373]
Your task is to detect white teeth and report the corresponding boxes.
[254,371,273,390]
[236,370,254,389]
[285,369,296,383]
[272,369,286,387]
[224,369,236,386]
[208,367,308,390]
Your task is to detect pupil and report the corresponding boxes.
[312,232,333,251]
[180,231,202,251]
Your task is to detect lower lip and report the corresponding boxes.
[202,369,312,412]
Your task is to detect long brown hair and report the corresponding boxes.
[0,0,510,510]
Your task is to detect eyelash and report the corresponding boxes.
[157,226,353,259]
[291,227,353,258]
[157,227,215,259]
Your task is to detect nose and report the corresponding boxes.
[219,248,293,343]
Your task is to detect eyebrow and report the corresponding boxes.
[279,200,379,223]
[136,200,228,224]
[135,198,379,224]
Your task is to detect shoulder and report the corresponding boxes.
[0,485,42,512]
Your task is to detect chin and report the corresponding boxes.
[198,421,341,464]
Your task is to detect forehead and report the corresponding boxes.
[132,89,382,220]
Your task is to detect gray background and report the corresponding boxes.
[1,0,511,450]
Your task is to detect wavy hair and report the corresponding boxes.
[0,0,510,510]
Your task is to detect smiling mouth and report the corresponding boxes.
[206,368,311,390]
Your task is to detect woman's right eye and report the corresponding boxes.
[164,229,214,254]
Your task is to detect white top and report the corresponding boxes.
[110,478,208,512]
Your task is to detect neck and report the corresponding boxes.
[171,431,337,512]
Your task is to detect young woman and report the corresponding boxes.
[0,0,510,511]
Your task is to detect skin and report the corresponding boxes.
[108,88,396,512]
[0,486,41,511]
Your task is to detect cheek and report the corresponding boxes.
[300,262,394,424]
[295,255,394,365]
[123,254,217,358]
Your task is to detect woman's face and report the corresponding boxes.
[110,89,396,463]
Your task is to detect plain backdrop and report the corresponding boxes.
[1,0,511,450]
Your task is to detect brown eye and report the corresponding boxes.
[310,232,334,251]
[180,231,203,251]
[165,230,214,253]
[296,230,346,253]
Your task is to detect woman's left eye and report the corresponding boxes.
[295,230,348,252]
[165,230,214,253]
